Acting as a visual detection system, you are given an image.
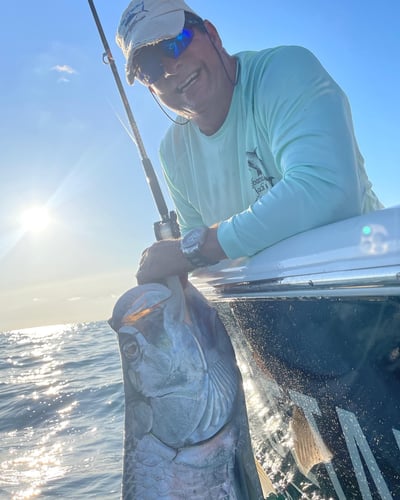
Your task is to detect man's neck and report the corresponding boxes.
[194,56,237,136]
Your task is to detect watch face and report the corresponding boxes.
[182,227,207,253]
[181,226,217,268]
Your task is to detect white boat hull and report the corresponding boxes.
[192,206,400,498]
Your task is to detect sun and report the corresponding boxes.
[21,206,51,233]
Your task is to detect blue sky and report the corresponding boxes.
[1,1,399,330]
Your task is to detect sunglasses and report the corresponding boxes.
[133,18,206,85]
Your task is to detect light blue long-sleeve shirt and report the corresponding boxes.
[160,46,382,259]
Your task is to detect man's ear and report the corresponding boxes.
[203,20,223,48]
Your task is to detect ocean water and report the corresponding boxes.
[0,322,124,499]
[0,316,323,499]
[3,294,400,499]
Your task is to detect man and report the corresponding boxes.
[116,0,382,284]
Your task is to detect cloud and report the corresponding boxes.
[52,64,77,75]
[51,64,78,83]
[57,77,70,84]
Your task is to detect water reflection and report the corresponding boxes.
[0,324,77,499]
[218,303,331,498]
[236,347,293,481]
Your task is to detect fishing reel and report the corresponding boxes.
[154,211,181,241]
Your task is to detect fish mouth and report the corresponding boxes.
[177,70,200,94]
[109,283,172,333]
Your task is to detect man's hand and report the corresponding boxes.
[136,239,193,284]
[136,226,227,284]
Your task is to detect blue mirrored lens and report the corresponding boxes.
[159,29,193,59]
[135,28,194,84]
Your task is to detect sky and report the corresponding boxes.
[1,1,399,330]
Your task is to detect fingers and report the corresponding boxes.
[136,250,152,284]
[135,240,190,285]
[139,247,149,266]
[136,245,167,284]
[136,248,148,283]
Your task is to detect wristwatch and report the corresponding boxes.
[180,226,218,268]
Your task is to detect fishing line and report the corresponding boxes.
[87,0,180,241]
[106,100,137,145]
[149,88,190,125]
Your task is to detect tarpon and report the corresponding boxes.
[109,277,264,499]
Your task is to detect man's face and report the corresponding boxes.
[135,22,229,121]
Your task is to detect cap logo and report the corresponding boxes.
[122,1,149,32]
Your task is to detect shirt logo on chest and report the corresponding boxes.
[247,150,275,198]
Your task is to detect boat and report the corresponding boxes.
[191,205,400,499]
[86,3,399,496]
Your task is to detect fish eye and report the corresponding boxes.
[122,339,140,361]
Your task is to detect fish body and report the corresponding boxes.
[109,278,263,499]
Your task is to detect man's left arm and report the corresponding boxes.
[218,46,370,259]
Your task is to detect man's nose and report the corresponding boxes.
[161,55,182,78]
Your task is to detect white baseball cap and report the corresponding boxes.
[116,0,199,85]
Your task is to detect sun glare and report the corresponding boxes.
[21,206,51,233]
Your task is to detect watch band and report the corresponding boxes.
[180,226,219,269]
[185,251,212,268]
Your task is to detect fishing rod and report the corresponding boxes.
[87,0,180,241]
